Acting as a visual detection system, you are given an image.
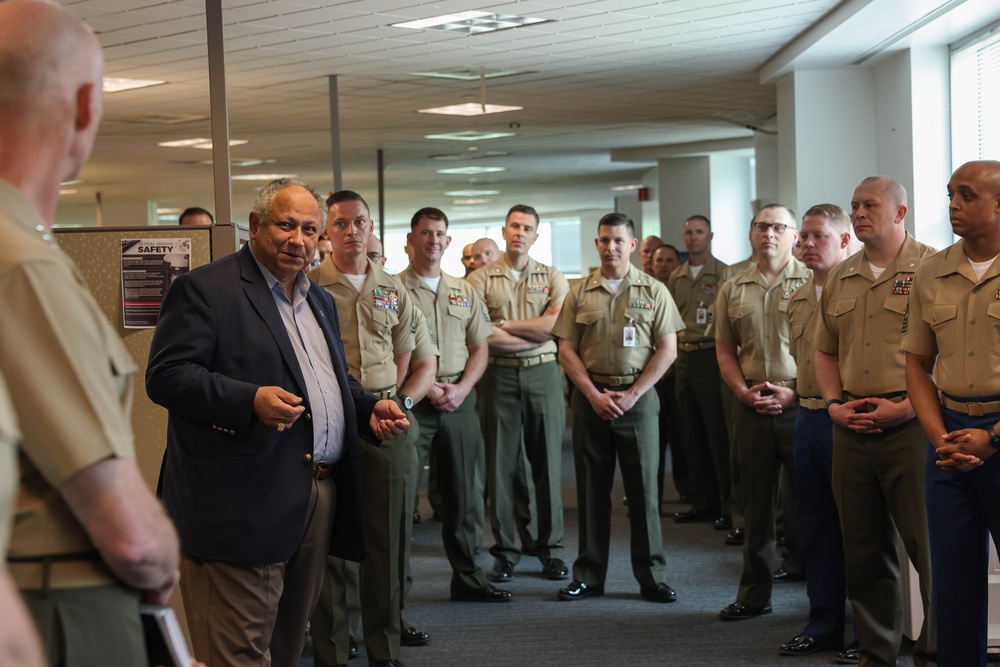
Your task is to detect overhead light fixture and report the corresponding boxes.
[156,208,183,214]
[431,150,509,160]
[197,158,277,167]
[444,189,500,197]
[420,103,522,116]
[60,179,85,186]
[59,189,78,196]
[103,76,165,93]
[158,138,249,149]
[611,184,644,191]
[454,198,492,205]
[437,166,506,175]
[426,131,515,142]
[392,11,549,35]
[409,68,534,81]
[231,173,298,181]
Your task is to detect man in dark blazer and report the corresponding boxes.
[147,178,408,667]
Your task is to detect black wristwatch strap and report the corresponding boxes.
[825,399,845,410]
[987,424,1000,450]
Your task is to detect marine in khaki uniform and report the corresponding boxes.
[0,3,181,664]
[905,161,1000,667]
[0,373,46,667]
[668,216,732,527]
[553,212,683,603]
[812,176,936,667]
[466,204,570,583]
[308,191,423,667]
[714,204,810,621]
[398,207,512,603]
[779,205,853,657]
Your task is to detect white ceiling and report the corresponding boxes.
[56,0,1000,228]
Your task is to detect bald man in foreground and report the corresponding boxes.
[0,1,181,664]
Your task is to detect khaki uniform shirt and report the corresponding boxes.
[788,277,822,398]
[465,255,569,358]
[309,258,415,391]
[398,268,491,377]
[552,264,683,375]
[668,255,729,344]
[714,258,811,384]
[0,179,135,588]
[901,240,1000,396]
[810,234,936,396]
[411,308,439,362]
[0,374,18,557]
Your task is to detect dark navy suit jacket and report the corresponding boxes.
[147,245,377,563]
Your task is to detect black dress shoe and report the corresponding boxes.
[400,626,429,647]
[718,600,772,620]
[725,528,744,545]
[369,660,404,667]
[451,584,512,602]
[556,580,604,601]
[713,514,733,531]
[349,636,359,660]
[779,634,836,656]
[835,641,860,664]
[672,508,718,523]
[772,568,805,582]
[639,582,677,603]
[541,558,569,580]
[411,511,421,525]
[489,558,514,582]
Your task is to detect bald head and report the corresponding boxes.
[470,238,500,270]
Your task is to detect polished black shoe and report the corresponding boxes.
[672,508,718,523]
[835,641,860,664]
[639,582,677,603]
[557,580,604,601]
[349,636,359,660]
[725,528,744,546]
[779,633,836,656]
[719,600,772,620]
[451,584,512,602]
[400,626,429,647]
[713,514,733,531]
[489,558,514,582]
[541,558,569,580]
[772,568,805,583]
[411,511,421,525]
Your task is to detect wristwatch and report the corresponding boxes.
[494,318,506,329]
[398,393,414,410]
[987,423,1000,450]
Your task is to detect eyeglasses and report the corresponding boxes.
[367,252,383,262]
[751,222,792,234]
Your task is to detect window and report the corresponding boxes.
[951,23,1000,165]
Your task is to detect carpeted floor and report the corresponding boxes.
[303,436,917,667]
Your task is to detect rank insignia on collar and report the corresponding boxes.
[628,300,653,310]
[528,285,550,294]
[448,291,470,307]
[893,276,913,295]
[373,288,399,310]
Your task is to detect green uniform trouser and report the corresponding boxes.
[312,424,409,665]
[833,417,935,667]
[481,361,565,564]
[721,381,744,529]
[23,583,145,667]
[570,387,666,590]
[411,388,489,596]
[732,400,798,608]
[675,348,730,513]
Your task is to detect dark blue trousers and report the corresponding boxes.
[793,406,846,641]
[926,407,1000,667]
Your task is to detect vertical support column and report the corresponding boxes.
[377,149,385,241]
[205,0,237,258]
[329,75,343,193]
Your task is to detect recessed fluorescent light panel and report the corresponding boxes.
[408,68,534,81]
[454,198,492,205]
[231,174,298,181]
[444,190,500,197]
[103,77,165,92]
[158,139,249,149]
[419,103,522,116]
[392,11,549,35]
[430,151,509,160]
[611,184,644,191]
[425,131,515,142]
[59,189,78,196]
[437,166,505,175]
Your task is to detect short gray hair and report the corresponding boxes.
[252,178,326,226]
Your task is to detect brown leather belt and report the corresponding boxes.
[941,395,1000,417]
[678,341,715,352]
[369,385,397,400]
[589,372,638,387]
[437,372,463,384]
[8,550,113,590]
[798,396,825,410]
[488,352,557,368]
[312,462,338,481]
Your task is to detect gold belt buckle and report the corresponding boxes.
[968,402,985,417]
